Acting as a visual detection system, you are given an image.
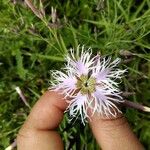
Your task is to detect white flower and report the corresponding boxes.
[50,45,126,124]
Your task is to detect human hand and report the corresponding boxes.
[17,91,144,150]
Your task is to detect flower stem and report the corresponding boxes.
[123,100,150,112]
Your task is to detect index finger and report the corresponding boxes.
[17,91,68,150]
[24,91,68,130]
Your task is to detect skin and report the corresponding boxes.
[17,91,144,150]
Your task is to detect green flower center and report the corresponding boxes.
[76,75,96,95]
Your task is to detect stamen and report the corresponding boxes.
[76,75,96,95]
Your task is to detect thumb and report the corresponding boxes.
[89,114,144,150]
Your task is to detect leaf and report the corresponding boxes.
[15,49,27,80]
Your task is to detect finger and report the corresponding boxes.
[89,114,144,150]
[17,91,68,150]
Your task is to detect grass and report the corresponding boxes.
[0,0,150,149]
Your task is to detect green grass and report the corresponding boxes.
[0,0,150,149]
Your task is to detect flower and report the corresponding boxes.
[50,45,126,124]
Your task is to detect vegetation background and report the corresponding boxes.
[0,0,150,149]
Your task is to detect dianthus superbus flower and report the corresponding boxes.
[50,45,126,124]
